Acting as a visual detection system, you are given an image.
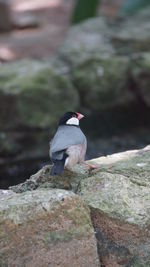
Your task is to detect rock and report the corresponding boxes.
[14,14,40,30]
[72,55,134,110]
[130,53,150,107]
[0,188,100,267]
[10,164,89,193]
[80,145,150,266]
[0,0,12,32]
[58,18,135,111]
[59,17,115,67]
[2,145,150,266]
[0,60,79,130]
[58,6,150,112]
[112,7,150,54]
[53,8,150,124]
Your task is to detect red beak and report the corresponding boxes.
[76,112,84,120]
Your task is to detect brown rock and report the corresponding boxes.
[81,146,150,266]
[0,189,100,267]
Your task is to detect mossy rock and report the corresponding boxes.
[72,55,134,110]
[130,53,150,107]
[59,17,115,67]
[81,145,150,266]
[10,164,89,193]
[112,7,150,54]
[4,145,150,266]
[0,189,99,267]
[0,60,79,130]
[88,145,150,225]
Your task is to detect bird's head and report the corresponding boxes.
[58,111,84,126]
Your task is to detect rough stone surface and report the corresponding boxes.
[2,145,150,266]
[112,7,150,54]
[58,7,150,112]
[130,52,150,107]
[59,17,134,111]
[10,164,90,193]
[0,60,79,130]
[0,188,100,267]
[9,145,150,266]
[59,17,115,67]
[58,13,150,112]
[80,145,150,266]
[72,55,133,111]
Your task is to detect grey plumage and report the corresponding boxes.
[50,153,68,176]
[50,125,87,175]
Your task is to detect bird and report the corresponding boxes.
[49,111,87,176]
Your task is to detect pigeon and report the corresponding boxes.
[49,111,87,176]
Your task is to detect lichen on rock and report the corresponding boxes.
[0,188,99,267]
[81,145,150,266]
[10,164,89,193]
[9,145,150,266]
[1,145,150,266]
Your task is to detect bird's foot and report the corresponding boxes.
[84,162,99,170]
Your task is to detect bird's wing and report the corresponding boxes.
[50,125,86,161]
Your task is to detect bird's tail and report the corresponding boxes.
[50,153,68,176]
[50,160,65,176]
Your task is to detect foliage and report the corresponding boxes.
[119,0,150,15]
[72,0,100,24]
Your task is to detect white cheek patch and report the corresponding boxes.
[66,117,79,126]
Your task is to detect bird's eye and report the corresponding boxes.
[72,114,77,118]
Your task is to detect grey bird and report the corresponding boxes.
[49,111,87,176]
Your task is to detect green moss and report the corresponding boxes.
[72,56,131,111]
[0,60,79,129]
[131,258,150,267]
[11,164,88,194]
[64,205,92,227]
[80,169,150,226]
[44,230,73,244]
[0,258,8,267]
[44,225,91,245]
